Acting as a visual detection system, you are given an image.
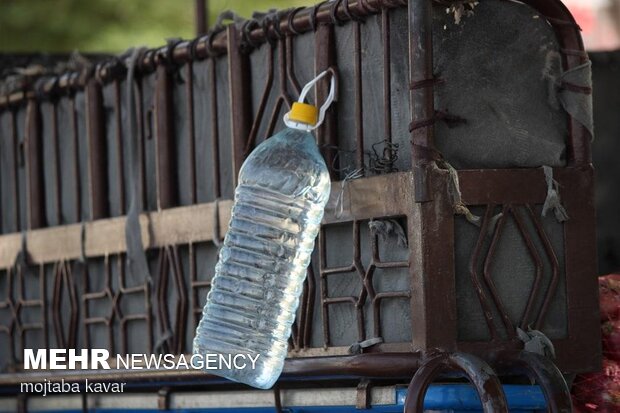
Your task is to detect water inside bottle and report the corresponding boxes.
[193,126,331,389]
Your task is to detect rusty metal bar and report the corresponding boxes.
[85,80,109,220]
[315,24,338,178]
[117,254,153,355]
[509,205,545,329]
[82,255,114,353]
[227,25,252,185]
[9,110,21,231]
[209,59,222,198]
[24,99,45,229]
[186,63,197,204]
[526,204,560,330]
[135,79,147,209]
[244,46,274,155]
[50,101,62,225]
[409,169,457,350]
[69,96,82,222]
[408,0,435,202]
[493,350,572,413]
[353,22,365,171]
[0,0,407,109]
[555,165,601,373]
[382,8,392,143]
[404,352,508,413]
[15,264,47,353]
[154,65,177,210]
[369,225,410,338]
[113,80,127,212]
[470,205,502,340]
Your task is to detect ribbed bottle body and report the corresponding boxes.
[193,128,330,389]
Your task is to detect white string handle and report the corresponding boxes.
[283,70,336,131]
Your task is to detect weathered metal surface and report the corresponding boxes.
[0,201,233,268]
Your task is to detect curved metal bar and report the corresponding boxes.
[493,350,572,413]
[404,352,508,413]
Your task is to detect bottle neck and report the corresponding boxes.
[284,119,315,132]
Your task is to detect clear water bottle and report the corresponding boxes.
[193,71,335,389]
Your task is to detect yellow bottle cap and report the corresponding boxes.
[288,102,318,126]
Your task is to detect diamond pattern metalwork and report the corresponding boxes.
[470,204,561,339]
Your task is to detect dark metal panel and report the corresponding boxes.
[192,59,219,203]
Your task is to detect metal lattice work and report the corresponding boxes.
[319,219,410,348]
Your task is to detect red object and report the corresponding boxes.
[572,359,620,412]
[572,276,620,410]
[602,320,620,362]
[599,275,620,321]
[600,274,620,289]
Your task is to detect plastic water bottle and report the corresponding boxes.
[193,71,335,389]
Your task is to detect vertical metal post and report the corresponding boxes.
[85,80,109,220]
[25,99,45,229]
[154,65,177,210]
[113,79,126,213]
[315,24,338,179]
[10,110,21,231]
[50,101,62,225]
[69,95,82,222]
[409,0,435,202]
[227,25,252,186]
[407,0,457,351]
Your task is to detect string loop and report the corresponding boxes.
[283,69,336,131]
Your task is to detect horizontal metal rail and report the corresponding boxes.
[0,200,232,269]
[0,171,412,268]
[0,0,407,109]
